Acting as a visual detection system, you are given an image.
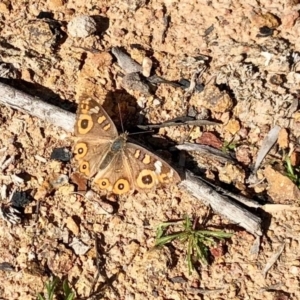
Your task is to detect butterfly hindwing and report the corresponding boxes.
[124,143,181,192]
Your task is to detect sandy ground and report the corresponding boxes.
[0,0,300,299]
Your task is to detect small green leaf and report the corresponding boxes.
[183,215,192,231]
[196,230,233,239]
[66,293,75,300]
[187,236,194,275]
[156,222,181,239]
[63,279,75,300]
[194,240,208,265]
[37,277,75,300]
[155,232,183,246]
[43,277,58,300]
[155,216,233,275]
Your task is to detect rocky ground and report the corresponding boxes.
[0,0,299,299]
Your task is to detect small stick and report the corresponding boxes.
[137,119,220,130]
[0,82,263,236]
[0,82,75,133]
[176,143,236,164]
[179,171,262,237]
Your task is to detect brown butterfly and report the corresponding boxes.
[73,97,180,195]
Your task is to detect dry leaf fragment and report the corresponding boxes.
[70,172,88,192]
[66,216,80,236]
[262,244,285,278]
[196,132,223,149]
[251,125,281,176]
[70,237,90,255]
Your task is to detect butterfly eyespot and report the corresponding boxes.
[113,179,130,194]
[142,174,153,184]
[94,178,113,191]
[136,170,157,189]
[81,120,89,129]
[74,143,88,159]
[79,161,90,176]
[77,114,93,134]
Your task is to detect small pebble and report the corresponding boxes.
[125,293,135,300]
[50,147,72,162]
[11,191,31,208]
[290,266,300,275]
[137,97,148,108]
[47,0,64,9]
[153,98,161,106]
[67,15,97,38]
[142,57,152,77]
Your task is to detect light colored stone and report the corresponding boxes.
[65,216,79,235]
[47,0,64,9]
[67,15,97,38]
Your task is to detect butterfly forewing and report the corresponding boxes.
[75,97,118,139]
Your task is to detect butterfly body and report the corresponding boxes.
[74,97,180,195]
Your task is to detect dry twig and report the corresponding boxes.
[179,171,262,237]
[0,82,75,132]
[0,82,263,237]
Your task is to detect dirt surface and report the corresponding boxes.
[0,0,300,299]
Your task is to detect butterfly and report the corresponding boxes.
[73,97,180,195]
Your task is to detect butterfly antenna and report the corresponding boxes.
[117,102,125,133]
[128,130,154,136]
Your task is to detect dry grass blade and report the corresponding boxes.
[262,243,285,278]
[251,125,281,176]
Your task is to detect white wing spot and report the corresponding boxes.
[154,161,162,174]
[90,106,100,114]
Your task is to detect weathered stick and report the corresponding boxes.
[176,143,236,164]
[179,171,262,236]
[0,82,75,132]
[0,82,263,237]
